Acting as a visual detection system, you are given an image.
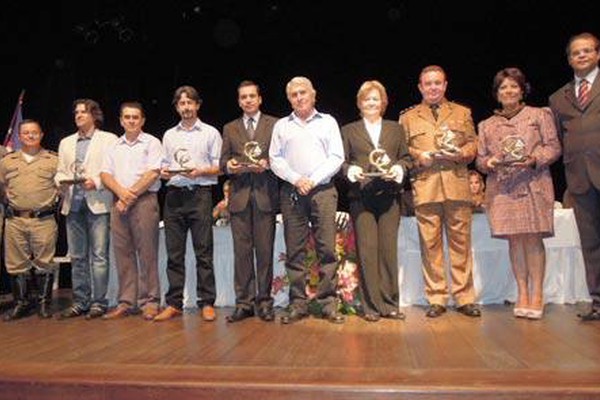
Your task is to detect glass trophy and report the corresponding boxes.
[59,161,87,185]
[362,148,392,177]
[239,141,263,166]
[167,148,193,173]
[432,125,461,157]
[499,135,527,165]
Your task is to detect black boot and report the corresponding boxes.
[3,274,31,322]
[38,273,54,319]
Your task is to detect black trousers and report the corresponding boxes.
[280,183,338,314]
[163,186,215,309]
[230,193,276,310]
[572,186,600,309]
[349,193,400,316]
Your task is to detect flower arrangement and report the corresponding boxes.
[272,213,362,314]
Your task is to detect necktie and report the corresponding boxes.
[430,104,440,121]
[247,117,255,139]
[578,79,590,108]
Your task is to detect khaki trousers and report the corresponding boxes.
[415,201,475,306]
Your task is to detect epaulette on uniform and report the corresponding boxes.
[398,104,417,117]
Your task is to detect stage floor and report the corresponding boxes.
[0,294,599,400]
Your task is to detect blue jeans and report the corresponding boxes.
[66,202,110,309]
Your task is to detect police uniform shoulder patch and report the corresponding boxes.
[398,105,418,119]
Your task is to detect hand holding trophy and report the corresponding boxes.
[363,148,392,177]
[59,161,87,185]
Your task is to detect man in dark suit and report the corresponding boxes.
[220,80,280,322]
[549,32,600,321]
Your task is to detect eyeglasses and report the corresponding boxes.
[569,47,598,57]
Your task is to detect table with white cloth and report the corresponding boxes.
[106,209,590,308]
[398,208,590,306]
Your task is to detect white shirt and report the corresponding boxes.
[269,110,344,185]
[575,66,599,96]
[102,132,163,192]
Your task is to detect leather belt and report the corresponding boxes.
[6,206,56,219]
[167,185,207,192]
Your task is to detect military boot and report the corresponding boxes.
[3,274,32,322]
[37,273,54,319]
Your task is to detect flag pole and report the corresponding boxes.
[4,89,25,150]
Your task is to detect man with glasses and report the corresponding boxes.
[550,32,600,321]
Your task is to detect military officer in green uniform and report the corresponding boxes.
[0,119,59,321]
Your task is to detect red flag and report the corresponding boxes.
[3,90,25,152]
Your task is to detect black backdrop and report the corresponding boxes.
[2,0,600,203]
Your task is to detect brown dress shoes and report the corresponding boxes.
[201,305,216,322]
[153,305,183,322]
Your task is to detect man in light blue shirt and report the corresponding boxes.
[269,76,345,324]
[154,86,222,323]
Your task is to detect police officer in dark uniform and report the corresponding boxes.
[0,119,59,321]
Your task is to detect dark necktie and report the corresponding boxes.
[578,79,590,108]
[247,117,255,139]
[430,104,440,121]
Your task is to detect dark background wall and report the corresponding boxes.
[2,0,600,201]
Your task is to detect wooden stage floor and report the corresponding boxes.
[0,296,599,400]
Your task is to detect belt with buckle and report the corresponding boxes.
[6,206,56,219]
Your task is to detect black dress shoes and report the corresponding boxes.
[258,306,275,322]
[322,310,345,324]
[383,310,406,320]
[362,313,381,322]
[426,304,447,318]
[226,307,255,323]
[579,309,600,321]
[456,303,482,318]
[280,308,308,324]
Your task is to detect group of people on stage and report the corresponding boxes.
[1,31,600,325]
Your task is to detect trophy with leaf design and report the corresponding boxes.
[498,135,528,166]
[432,125,462,158]
[239,141,263,166]
[167,148,193,173]
[363,148,392,177]
[59,160,87,185]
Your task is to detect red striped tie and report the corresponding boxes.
[578,79,590,108]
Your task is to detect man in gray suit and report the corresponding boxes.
[221,80,279,323]
[550,32,600,321]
